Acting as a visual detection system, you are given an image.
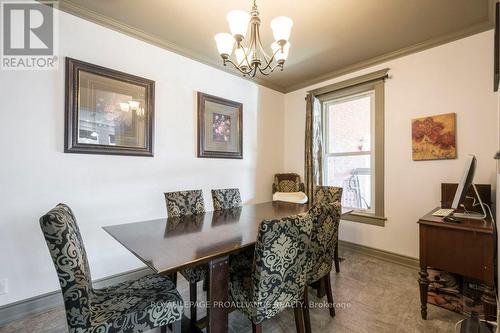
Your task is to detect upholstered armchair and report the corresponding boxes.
[228,213,313,332]
[164,189,208,322]
[313,186,343,273]
[272,173,308,204]
[39,204,183,333]
[302,202,342,333]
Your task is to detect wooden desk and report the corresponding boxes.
[104,201,351,333]
[418,208,496,320]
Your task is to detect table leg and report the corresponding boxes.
[418,267,429,320]
[481,286,497,321]
[207,256,229,333]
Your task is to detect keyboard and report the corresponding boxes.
[432,208,455,217]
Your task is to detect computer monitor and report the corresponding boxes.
[451,154,487,219]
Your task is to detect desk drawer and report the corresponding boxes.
[419,224,494,285]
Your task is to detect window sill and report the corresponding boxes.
[341,211,387,227]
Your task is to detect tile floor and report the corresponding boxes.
[0,250,463,333]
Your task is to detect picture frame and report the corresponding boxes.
[411,112,457,161]
[197,92,243,159]
[65,57,155,156]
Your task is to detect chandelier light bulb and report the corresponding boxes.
[270,16,293,42]
[227,10,250,39]
[271,42,291,62]
[235,47,250,67]
[214,33,235,56]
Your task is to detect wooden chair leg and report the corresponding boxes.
[252,323,262,333]
[171,319,182,333]
[303,286,312,333]
[324,274,335,317]
[294,305,305,333]
[334,242,340,273]
[316,276,326,298]
[189,282,197,322]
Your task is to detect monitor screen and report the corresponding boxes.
[451,155,476,209]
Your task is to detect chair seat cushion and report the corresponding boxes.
[90,274,183,333]
[272,191,308,204]
[180,265,208,283]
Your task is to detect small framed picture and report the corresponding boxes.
[65,57,155,156]
[197,92,243,159]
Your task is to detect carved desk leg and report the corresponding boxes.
[481,286,497,321]
[418,267,429,320]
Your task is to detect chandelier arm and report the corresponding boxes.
[258,62,284,76]
[256,26,271,62]
[224,58,254,75]
[237,39,253,69]
[259,48,280,71]
[250,64,259,77]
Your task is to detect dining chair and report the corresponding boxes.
[302,202,342,333]
[211,188,242,210]
[228,213,313,333]
[164,189,207,322]
[313,186,343,273]
[39,204,183,333]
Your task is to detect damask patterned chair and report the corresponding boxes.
[313,186,343,273]
[228,213,313,333]
[272,173,308,204]
[39,204,183,333]
[302,202,342,333]
[211,188,242,210]
[164,190,207,322]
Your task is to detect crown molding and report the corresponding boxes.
[284,20,495,93]
[52,0,495,95]
[55,0,287,93]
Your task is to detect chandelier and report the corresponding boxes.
[214,0,293,77]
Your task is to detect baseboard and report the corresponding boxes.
[339,240,419,270]
[0,243,419,327]
[0,266,152,327]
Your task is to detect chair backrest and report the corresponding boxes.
[164,190,205,217]
[211,188,242,210]
[273,173,303,193]
[306,201,342,284]
[314,186,343,204]
[39,204,92,330]
[251,213,313,323]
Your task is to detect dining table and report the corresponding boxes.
[103,201,351,333]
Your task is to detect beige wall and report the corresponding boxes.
[284,30,498,258]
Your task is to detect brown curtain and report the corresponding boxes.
[304,93,323,202]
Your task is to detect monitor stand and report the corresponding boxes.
[453,184,488,220]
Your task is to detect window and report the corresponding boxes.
[318,71,386,226]
[324,92,374,211]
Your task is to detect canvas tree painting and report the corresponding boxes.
[412,113,456,161]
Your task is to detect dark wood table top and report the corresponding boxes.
[104,201,351,274]
[418,207,493,234]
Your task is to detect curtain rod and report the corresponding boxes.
[306,68,390,98]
